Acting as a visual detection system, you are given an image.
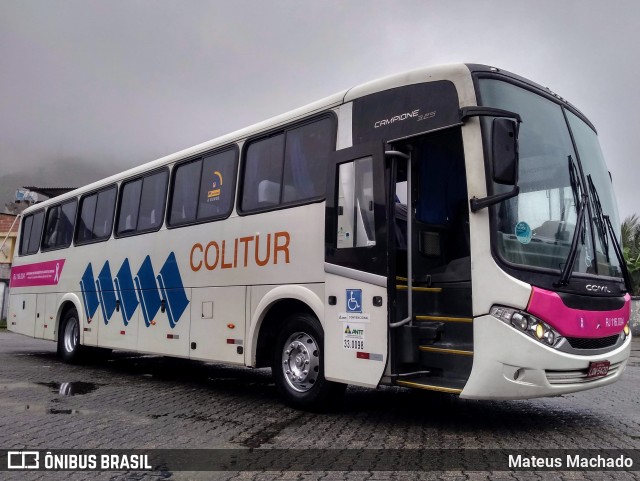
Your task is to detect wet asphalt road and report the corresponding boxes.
[1,330,639,481]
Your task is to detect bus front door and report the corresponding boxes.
[323,142,390,387]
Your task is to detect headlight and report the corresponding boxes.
[490,305,562,348]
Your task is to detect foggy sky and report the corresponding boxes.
[1,1,639,220]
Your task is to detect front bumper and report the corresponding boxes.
[460,314,631,400]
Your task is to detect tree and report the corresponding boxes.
[621,214,640,294]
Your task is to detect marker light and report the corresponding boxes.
[535,324,544,339]
[624,324,630,336]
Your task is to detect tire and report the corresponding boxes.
[58,308,84,363]
[273,313,346,411]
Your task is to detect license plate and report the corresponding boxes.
[587,360,610,378]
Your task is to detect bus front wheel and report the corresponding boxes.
[273,313,345,410]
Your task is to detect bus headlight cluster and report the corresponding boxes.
[490,306,562,347]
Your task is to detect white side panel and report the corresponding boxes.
[323,273,387,387]
[190,286,246,364]
[80,313,98,346]
[8,293,36,337]
[98,304,137,351]
[34,293,57,339]
[35,294,46,339]
[136,289,191,358]
[43,294,58,341]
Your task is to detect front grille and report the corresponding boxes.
[565,334,619,350]
[546,361,624,385]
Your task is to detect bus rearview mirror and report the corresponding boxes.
[492,118,519,185]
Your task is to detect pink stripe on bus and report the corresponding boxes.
[10,259,66,288]
[527,287,629,338]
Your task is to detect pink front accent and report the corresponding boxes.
[527,287,630,338]
[10,259,66,288]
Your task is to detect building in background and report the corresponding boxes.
[0,187,76,320]
[0,213,20,320]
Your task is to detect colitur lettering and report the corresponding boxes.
[190,231,290,272]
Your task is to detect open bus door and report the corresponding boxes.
[387,128,474,394]
[323,142,390,387]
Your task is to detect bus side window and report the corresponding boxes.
[60,201,76,247]
[169,158,201,225]
[77,193,98,243]
[137,171,168,232]
[240,115,335,214]
[43,206,60,249]
[336,157,376,249]
[42,199,77,251]
[26,210,45,255]
[282,118,333,203]
[19,214,34,255]
[197,149,237,221]
[77,185,116,244]
[93,187,116,240]
[117,178,142,235]
[242,134,285,211]
[116,171,168,236]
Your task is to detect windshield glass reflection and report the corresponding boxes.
[478,79,621,277]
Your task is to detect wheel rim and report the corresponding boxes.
[63,317,78,354]
[281,331,320,393]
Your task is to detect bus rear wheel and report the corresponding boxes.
[273,313,345,411]
[58,308,84,363]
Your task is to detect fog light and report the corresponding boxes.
[535,324,544,339]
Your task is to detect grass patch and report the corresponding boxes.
[0,319,6,330]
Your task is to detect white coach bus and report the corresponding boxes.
[8,64,633,409]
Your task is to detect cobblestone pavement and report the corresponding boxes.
[1,330,639,481]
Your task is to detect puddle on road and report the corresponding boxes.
[37,381,100,396]
[21,404,83,415]
[0,381,39,390]
[47,408,80,415]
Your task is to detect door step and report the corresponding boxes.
[395,376,466,394]
[415,314,472,323]
[396,285,442,293]
[418,345,473,356]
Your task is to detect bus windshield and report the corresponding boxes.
[478,79,622,279]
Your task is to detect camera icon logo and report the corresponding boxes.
[7,451,39,470]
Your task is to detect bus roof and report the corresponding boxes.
[22,63,478,213]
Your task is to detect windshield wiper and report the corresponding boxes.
[587,175,609,262]
[556,193,588,287]
[555,156,587,287]
[586,174,633,293]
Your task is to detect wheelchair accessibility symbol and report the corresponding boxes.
[346,289,362,313]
